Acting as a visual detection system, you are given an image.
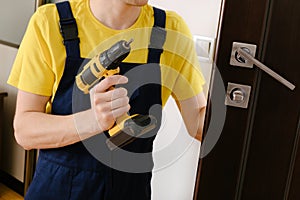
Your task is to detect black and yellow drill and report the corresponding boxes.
[76,39,157,150]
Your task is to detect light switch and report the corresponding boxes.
[193,35,215,63]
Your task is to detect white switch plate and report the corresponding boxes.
[193,35,215,63]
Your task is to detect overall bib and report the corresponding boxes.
[25,2,166,200]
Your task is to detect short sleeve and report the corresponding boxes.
[161,11,205,103]
[7,10,55,96]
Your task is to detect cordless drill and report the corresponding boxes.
[76,39,157,150]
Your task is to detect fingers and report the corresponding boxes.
[89,75,130,131]
[99,104,131,121]
[92,75,129,104]
[93,75,128,93]
[92,100,130,131]
[110,95,130,110]
[93,87,128,103]
[93,95,129,112]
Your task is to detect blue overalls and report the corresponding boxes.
[25,2,166,200]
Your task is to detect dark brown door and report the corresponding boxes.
[194,0,300,199]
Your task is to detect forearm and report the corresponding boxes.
[179,92,207,142]
[14,109,101,150]
[194,106,206,141]
[181,105,206,142]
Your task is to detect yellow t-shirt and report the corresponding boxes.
[7,0,205,111]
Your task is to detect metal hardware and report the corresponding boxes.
[230,42,296,90]
[225,83,251,109]
[232,89,245,102]
[230,42,257,68]
[237,48,296,90]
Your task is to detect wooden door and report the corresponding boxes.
[194,0,300,199]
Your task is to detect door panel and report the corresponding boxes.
[290,131,300,200]
[241,0,300,199]
[194,0,300,199]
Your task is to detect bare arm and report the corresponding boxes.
[13,75,130,150]
[13,91,82,150]
[179,92,207,141]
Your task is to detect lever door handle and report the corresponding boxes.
[236,46,296,91]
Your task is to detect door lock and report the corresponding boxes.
[225,83,251,109]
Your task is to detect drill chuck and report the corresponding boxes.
[100,39,133,70]
[76,39,133,93]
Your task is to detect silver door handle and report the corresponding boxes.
[236,47,296,91]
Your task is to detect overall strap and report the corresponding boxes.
[147,7,167,64]
[56,1,80,58]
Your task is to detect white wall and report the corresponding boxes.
[0,44,25,182]
[150,0,222,38]
[0,0,35,45]
[149,0,222,199]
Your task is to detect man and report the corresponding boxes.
[8,0,206,199]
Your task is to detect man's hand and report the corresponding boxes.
[89,75,130,131]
